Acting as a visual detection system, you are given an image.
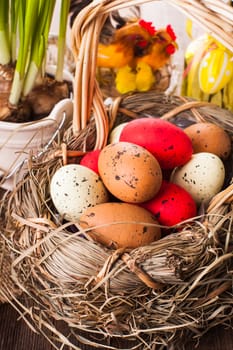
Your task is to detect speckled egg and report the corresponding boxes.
[98,142,162,203]
[50,164,109,221]
[184,122,231,160]
[170,152,225,204]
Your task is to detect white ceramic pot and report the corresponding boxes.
[0,98,73,190]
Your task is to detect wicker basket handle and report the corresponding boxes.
[70,0,107,149]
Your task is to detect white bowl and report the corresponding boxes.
[0,98,73,190]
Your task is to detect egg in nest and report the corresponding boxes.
[184,122,231,160]
[79,202,161,249]
[98,141,162,203]
[50,164,109,221]
[171,152,225,204]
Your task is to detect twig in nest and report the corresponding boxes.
[193,280,232,307]
[121,252,164,290]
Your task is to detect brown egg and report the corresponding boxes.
[79,202,161,249]
[184,122,231,159]
[98,142,162,203]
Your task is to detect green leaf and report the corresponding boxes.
[56,0,71,81]
[0,0,10,64]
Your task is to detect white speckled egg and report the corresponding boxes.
[108,123,128,144]
[50,164,109,221]
[170,152,225,204]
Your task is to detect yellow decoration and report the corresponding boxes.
[185,18,193,39]
[115,65,137,94]
[198,48,233,94]
[115,62,155,94]
[135,62,155,92]
[182,33,233,112]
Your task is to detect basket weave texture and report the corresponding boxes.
[1,1,233,349]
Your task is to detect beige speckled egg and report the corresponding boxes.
[98,142,162,203]
[184,122,231,159]
[170,152,225,204]
[50,164,109,221]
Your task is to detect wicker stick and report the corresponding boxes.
[207,183,233,212]
[93,80,109,149]
[71,2,109,138]
[176,96,207,123]
[166,0,233,51]
[193,280,232,307]
[168,0,233,29]
[161,101,213,120]
[203,0,233,22]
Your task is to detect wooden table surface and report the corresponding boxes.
[1,302,233,350]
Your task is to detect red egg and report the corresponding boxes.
[80,150,101,174]
[141,180,197,226]
[119,117,193,169]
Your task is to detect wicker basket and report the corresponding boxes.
[1,1,233,349]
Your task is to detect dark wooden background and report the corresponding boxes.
[1,302,233,350]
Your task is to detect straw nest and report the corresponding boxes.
[1,0,233,349]
[1,92,233,350]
